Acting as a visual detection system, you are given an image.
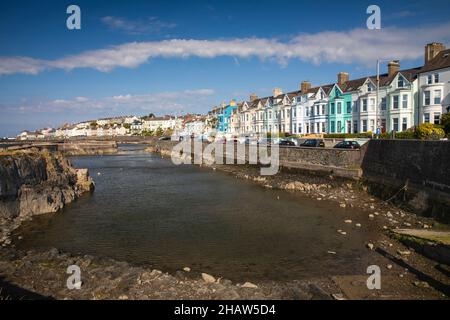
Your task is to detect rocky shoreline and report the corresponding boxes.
[1,146,449,300]
[0,150,94,247]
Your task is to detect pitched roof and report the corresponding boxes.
[341,77,370,92]
[378,67,421,86]
[420,48,450,73]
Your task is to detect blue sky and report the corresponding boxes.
[1,0,450,136]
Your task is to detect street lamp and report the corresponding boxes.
[376,58,397,137]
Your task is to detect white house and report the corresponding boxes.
[292,82,332,135]
[142,116,182,132]
[418,43,450,124]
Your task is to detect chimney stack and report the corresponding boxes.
[337,72,349,86]
[300,81,312,94]
[273,88,283,97]
[249,93,258,102]
[388,60,400,78]
[425,42,446,65]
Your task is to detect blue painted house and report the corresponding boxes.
[217,100,238,134]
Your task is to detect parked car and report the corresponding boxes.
[278,140,296,146]
[158,136,171,141]
[333,140,360,149]
[300,139,325,148]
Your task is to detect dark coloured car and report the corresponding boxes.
[158,136,171,141]
[300,139,325,148]
[278,140,296,146]
[333,140,360,149]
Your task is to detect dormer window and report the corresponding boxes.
[397,76,405,88]
[367,84,372,92]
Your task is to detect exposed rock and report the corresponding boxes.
[413,281,430,288]
[241,282,258,289]
[397,250,411,256]
[201,273,216,284]
[0,150,94,245]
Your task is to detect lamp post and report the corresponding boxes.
[376,58,397,137]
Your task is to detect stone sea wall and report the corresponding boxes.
[361,140,450,222]
[1,140,118,156]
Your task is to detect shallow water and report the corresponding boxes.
[15,144,378,282]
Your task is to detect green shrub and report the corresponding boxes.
[440,113,450,135]
[415,123,445,140]
[393,131,416,140]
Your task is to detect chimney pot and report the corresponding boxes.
[337,72,349,86]
[425,42,446,64]
[388,60,400,78]
[300,81,312,94]
[273,88,283,97]
[249,93,258,102]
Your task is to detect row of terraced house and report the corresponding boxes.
[209,43,450,138]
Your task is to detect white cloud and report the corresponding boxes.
[1,22,450,76]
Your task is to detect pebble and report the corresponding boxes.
[413,281,430,288]
[397,250,411,256]
[344,220,352,224]
[241,282,258,289]
[355,223,361,228]
[339,203,346,208]
[367,243,374,250]
[387,264,393,270]
[183,267,191,272]
[368,214,375,219]
[332,293,346,300]
[201,273,216,283]
[327,251,337,255]
[403,222,412,227]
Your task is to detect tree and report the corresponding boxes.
[440,113,450,135]
[90,121,98,129]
